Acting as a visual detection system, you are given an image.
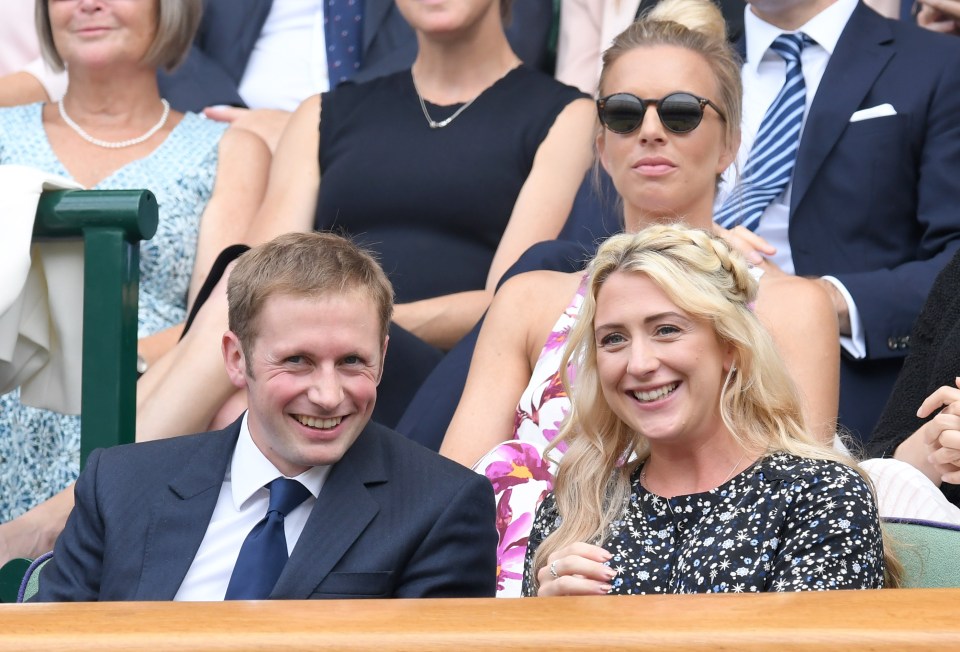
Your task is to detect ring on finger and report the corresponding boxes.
[550,560,559,579]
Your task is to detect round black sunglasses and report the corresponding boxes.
[596,92,727,135]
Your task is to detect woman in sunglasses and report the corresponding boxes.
[523,225,895,595]
[439,0,840,596]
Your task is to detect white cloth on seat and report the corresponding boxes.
[861,457,960,526]
[0,164,84,414]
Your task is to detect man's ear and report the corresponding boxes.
[222,331,250,389]
[376,335,389,385]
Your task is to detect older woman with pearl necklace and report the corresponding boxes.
[0,0,269,565]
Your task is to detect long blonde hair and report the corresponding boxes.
[531,225,902,589]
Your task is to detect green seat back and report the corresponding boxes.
[882,518,960,588]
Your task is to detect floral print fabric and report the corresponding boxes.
[473,277,586,597]
[521,453,886,595]
[0,104,226,521]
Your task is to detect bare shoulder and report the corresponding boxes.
[295,93,322,124]
[217,123,271,162]
[756,275,836,329]
[496,269,583,314]
[494,270,584,359]
[553,96,598,124]
[540,97,597,145]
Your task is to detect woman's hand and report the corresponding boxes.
[536,542,616,596]
[915,378,960,484]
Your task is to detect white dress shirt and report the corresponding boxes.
[238,0,330,111]
[717,0,867,358]
[174,412,330,601]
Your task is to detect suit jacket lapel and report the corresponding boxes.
[271,424,388,598]
[791,3,894,214]
[135,423,241,600]
[362,0,392,54]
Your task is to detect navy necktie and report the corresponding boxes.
[716,33,813,231]
[224,478,311,600]
[325,0,365,87]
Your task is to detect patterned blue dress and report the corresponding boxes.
[0,103,226,521]
[522,453,886,594]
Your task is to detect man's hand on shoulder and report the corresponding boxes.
[917,0,960,35]
[203,106,292,153]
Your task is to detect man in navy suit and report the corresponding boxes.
[33,232,497,601]
[158,0,418,113]
[731,0,960,441]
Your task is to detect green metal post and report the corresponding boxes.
[33,190,158,467]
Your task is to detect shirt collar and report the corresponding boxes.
[743,0,858,74]
[229,411,331,510]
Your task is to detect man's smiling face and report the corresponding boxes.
[223,291,386,477]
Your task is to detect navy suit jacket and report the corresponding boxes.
[745,5,960,439]
[33,418,497,601]
[158,0,418,112]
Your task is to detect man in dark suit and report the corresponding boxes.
[729,0,960,441]
[158,0,418,113]
[33,232,497,601]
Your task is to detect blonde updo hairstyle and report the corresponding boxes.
[530,224,902,590]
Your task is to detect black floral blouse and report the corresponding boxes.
[522,453,885,595]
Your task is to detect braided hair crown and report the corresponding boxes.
[588,224,757,315]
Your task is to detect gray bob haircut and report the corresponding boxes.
[36,0,202,73]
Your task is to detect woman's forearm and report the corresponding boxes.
[392,289,494,351]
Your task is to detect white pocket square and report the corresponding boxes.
[849,103,897,122]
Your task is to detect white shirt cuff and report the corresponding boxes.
[822,275,866,359]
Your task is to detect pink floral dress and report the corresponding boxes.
[472,277,587,597]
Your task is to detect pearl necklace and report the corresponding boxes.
[58,98,171,149]
[411,73,478,130]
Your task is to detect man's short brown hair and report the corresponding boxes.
[227,232,394,364]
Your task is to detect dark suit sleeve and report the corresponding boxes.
[158,47,247,113]
[30,449,108,602]
[157,0,273,112]
[832,42,960,361]
[393,471,497,598]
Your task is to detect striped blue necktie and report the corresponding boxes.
[716,33,812,231]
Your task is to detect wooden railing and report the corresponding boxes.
[6,589,960,650]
